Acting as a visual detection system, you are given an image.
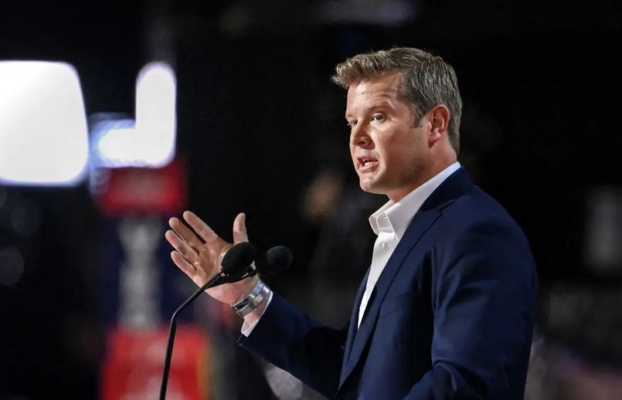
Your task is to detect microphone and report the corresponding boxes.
[256,245,293,277]
[217,241,258,284]
[158,241,292,400]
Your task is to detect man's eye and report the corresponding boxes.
[347,120,357,128]
[372,114,384,122]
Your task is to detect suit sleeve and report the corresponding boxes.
[238,292,347,399]
[405,219,538,399]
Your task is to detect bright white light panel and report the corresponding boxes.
[0,61,89,186]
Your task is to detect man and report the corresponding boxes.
[165,47,538,399]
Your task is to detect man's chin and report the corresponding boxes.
[359,181,385,195]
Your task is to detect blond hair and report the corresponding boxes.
[332,47,463,154]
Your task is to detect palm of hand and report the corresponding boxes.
[165,211,257,305]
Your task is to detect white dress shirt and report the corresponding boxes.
[358,162,461,326]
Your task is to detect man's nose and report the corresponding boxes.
[350,124,371,147]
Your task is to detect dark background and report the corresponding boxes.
[1,0,620,398]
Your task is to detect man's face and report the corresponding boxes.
[346,72,430,202]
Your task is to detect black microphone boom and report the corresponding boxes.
[158,242,256,400]
[158,241,292,400]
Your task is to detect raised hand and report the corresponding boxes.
[165,211,258,305]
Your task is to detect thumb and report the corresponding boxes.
[232,212,249,244]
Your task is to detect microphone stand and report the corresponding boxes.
[158,269,255,400]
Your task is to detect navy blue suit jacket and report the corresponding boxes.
[240,168,538,399]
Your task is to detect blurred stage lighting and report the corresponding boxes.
[90,62,177,169]
[90,117,137,168]
[0,61,89,186]
[135,62,177,167]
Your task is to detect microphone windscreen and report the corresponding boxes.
[221,242,256,275]
[261,245,293,276]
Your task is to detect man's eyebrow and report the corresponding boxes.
[345,102,392,118]
[368,101,392,109]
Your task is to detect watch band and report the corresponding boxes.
[231,279,270,317]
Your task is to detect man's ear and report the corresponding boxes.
[428,105,450,146]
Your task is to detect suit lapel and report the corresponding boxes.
[338,208,442,389]
[342,268,369,366]
[337,167,474,392]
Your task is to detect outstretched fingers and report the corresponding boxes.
[166,211,249,281]
[169,216,203,253]
[232,213,248,244]
[170,250,198,279]
[183,211,219,244]
[165,229,205,279]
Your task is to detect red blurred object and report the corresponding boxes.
[96,157,186,217]
[101,325,210,400]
